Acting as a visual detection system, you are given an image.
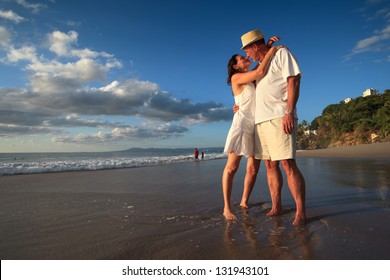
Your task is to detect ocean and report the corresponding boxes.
[0,147,226,175]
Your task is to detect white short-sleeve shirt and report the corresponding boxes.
[255,48,301,124]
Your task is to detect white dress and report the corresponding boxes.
[223,83,256,157]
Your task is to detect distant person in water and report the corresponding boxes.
[222,36,283,220]
[194,148,199,161]
[201,151,204,159]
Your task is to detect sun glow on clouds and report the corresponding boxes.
[0,8,230,151]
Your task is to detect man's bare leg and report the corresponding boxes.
[265,160,283,216]
[281,159,306,225]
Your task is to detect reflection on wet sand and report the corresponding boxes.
[222,207,320,259]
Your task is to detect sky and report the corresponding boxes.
[0,0,389,152]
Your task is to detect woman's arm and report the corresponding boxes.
[232,45,284,85]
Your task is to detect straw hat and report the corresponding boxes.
[240,29,264,49]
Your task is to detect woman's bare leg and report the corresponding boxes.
[240,157,260,208]
[222,152,242,220]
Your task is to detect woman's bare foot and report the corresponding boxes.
[293,215,306,226]
[266,208,283,217]
[223,209,238,221]
[239,201,249,209]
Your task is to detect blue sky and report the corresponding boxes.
[0,0,389,152]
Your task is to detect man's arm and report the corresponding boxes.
[283,74,301,134]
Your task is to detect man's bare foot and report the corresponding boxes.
[223,209,238,221]
[266,208,283,217]
[293,216,306,226]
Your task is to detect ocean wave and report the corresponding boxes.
[0,152,227,175]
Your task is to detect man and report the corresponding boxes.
[240,29,306,225]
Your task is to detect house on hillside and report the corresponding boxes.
[362,88,378,97]
[304,129,317,135]
[344,97,352,104]
[301,124,317,136]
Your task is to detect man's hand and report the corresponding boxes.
[282,113,294,134]
[233,104,239,113]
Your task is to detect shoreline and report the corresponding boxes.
[1,142,389,177]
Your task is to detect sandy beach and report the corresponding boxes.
[0,142,389,260]
[297,142,390,158]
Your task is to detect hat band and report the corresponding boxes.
[242,36,262,47]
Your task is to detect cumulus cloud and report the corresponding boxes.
[2,30,122,95]
[47,30,113,59]
[0,79,230,120]
[0,25,230,147]
[28,59,113,92]
[0,76,230,143]
[47,30,78,56]
[6,45,38,63]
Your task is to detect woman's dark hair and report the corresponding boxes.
[227,54,239,86]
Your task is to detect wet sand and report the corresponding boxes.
[0,143,389,259]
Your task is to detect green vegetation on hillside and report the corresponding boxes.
[297,90,390,149]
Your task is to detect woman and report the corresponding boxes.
[222,38,283,220]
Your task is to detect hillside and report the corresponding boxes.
[297,90,390,150]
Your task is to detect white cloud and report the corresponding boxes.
[99,79,159,97]
[2,29,122,96]
[26,60,119,94]
[6,45,38,63]
[28,58,108,84]
[0,26,11,47]
[351,24,390,54]
[71,48,113,59]
[47,30,78,56]
[29,73,81,94]
[0,10,25,23]
[47,30,115,59]
[16,0,46,13]
[347,2,390,61]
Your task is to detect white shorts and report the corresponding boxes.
[254,117,297,161]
